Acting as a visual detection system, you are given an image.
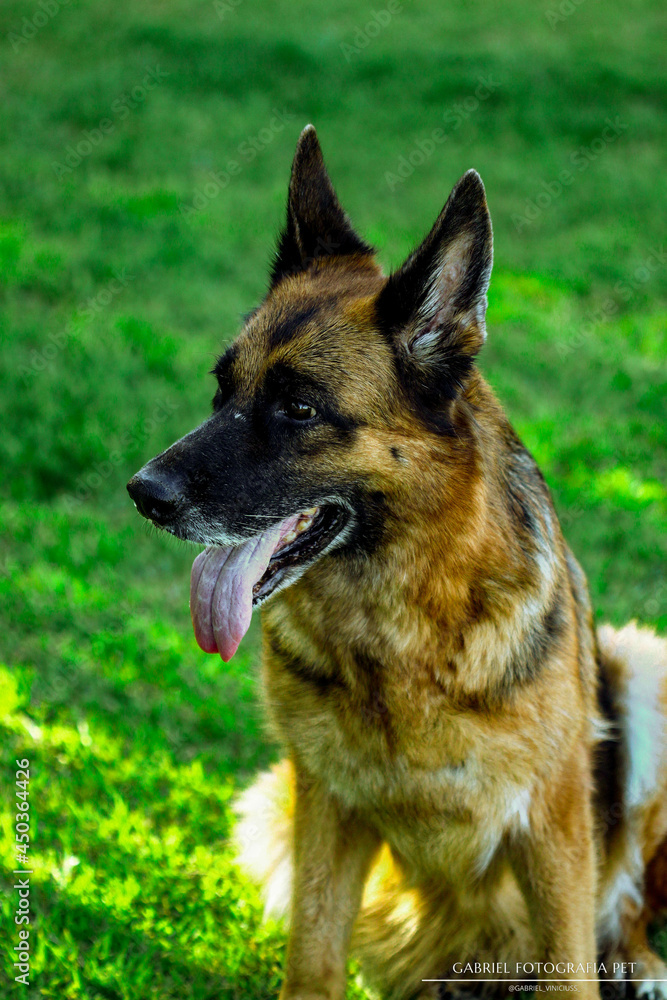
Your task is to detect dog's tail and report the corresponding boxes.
[596,620,667,814]
[233,759,296,921]
[596,620,667,934]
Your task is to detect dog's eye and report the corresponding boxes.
[283,400,317,421]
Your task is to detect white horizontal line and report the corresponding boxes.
[423,980,667,983]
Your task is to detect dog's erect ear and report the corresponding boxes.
[376,169,493,400]
[269,125,374,288]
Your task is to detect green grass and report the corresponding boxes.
[0,0,665,996]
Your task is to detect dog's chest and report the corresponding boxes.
[263,640,533,876]
[315,736,528,877]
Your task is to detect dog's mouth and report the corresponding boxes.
[190,503,348,661]
[252,503,347,602]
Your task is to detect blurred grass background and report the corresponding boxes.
[0,0,665,996]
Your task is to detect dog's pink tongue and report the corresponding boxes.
[190,517,298,661]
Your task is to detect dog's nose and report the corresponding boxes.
[127,472,181,524]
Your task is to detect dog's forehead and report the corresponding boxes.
[229,276,397,404]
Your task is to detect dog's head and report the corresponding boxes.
[128,125,492,658]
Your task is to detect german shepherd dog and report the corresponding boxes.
[128,126,667,1000]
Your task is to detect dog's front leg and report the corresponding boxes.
[280,766,380,1000]
[509,750,600,1000]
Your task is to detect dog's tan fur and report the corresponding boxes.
[209,129,667,1000]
